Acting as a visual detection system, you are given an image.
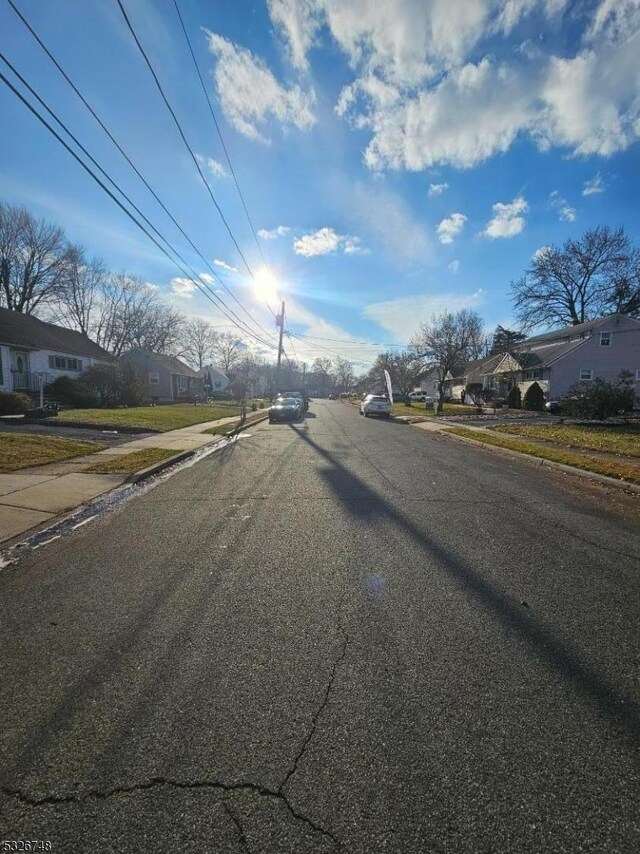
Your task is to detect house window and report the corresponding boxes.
[599,332,611,346]
[178,375,188,390]
[149,372,159,385]
[48,355,82,371]
[579,368,593,381]
[525,369,543,380]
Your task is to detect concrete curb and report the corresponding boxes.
[126,449,198,484]
[223,412,270,436]
[436,427,640,495]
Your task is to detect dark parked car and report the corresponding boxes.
[269,397,301,423]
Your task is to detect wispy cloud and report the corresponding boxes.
[204,30,316,143]
[428,182,449,197]
[482,196,528,239]
[437,213,467,245]
[582,173,605,196]
[549,190,577,222]
[363,289,485,340]
[448,260,460,273]
[213,258,238,272]
[195,154,226,179]
[171,277,197,298]
[257,225,290,239]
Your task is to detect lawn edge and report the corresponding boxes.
[436,427,640,494]
[126,448,197,483]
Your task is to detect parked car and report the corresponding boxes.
[269,397,301,423]
[277,390,308,412]
[328,393,336,400]
[545,400,562,413]
[408,391,426,401]
[360,394,392,418]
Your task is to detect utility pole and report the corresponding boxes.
[275,299,285,394]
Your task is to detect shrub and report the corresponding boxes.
[119,363,145,407]
[44,376,99,408]
[523,381,545,411]
[561,371,637,420]
[0,390,33,414]
[81,364,122,407]
[506,385,522,409]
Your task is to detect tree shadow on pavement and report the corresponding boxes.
[292,426,640,749]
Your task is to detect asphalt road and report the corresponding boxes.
[1,400,639,853]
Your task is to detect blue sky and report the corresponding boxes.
[1,0,639,368]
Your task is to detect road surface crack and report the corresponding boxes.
[1,778,346,851]
[279,623,350,796]
[222,799,252,853]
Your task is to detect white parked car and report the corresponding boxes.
[360,394,392,418]
[408,391,426,401]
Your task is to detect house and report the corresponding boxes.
[453,314,640,401]
[198,364,230,396]
[0,307,113,394]
[121,349,204,403]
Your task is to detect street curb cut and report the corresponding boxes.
[435,427,640,495]
[126,449,196,483]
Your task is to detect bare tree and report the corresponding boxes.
[213,332,245,373]
[48,245,107,335]
[333,357,355,392]
[512,226,639,330]
[373,350,425,399]
[94,274,184,356]
[180,317,219,369]
[412,310,484,412]
[0,202,73,313]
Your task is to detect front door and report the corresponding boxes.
[11,350,30,390]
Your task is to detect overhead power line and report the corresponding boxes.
[288,332,376,366]
[0,63,278,352]
[115,0,256,279]
[5,0,279,348]
[171,0,266,268]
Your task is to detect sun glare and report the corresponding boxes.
[254,267,279,304]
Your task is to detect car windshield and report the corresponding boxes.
[369,396,388,402]
[276,398,298,405]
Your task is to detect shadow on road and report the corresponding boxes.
[292,425,640,749]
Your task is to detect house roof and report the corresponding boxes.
[0,307,114,360]
[523,313,636,346]
[124,348,199,377]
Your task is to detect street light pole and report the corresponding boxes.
[275,299,285,394]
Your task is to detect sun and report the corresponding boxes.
[254,267,279,305]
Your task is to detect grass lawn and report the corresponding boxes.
[444,427,640,484]
[84,448,176,474]
[0,432,103,473]
[492,423,640,458]
[393,402,479,417]
[51,403,242,432]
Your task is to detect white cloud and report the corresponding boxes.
[195,154,226,179]
[204,30,316,143]
[428,182,449,197]
[437,213,467,244]
[582,173,605,195]
[549,190,577,222]
[448,259,460,273]
[213,258,238,272]
[482,195,528,238]
[290,1,640,170]
[532,245,552,260]
[171,277,197,298]
[293,227,367,257]
[363,289,485,339]
[257,225,291,239]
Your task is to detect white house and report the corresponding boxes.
[0,307,114,394]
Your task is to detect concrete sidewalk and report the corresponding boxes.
[0,413,245,545]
